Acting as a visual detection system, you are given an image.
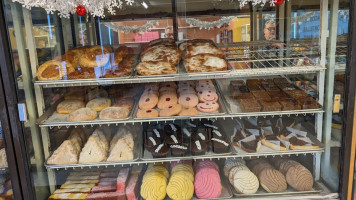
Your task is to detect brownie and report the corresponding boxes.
[267,91,287,101]
[279,99,301,110]
[151,144,169,158]
[170,144,188,156]
[278,83,296,91]
[262,84,280,92]
[211,129,225,140]
[230,80,245,87]
[211,138,230,153]
[251,91,271,100]
[248,84,264,91]
[146,128,165,141]
[192,131,209,143]
[191,139,208,156]
[259,100,282,111]
[232,92,255,100]
[164,123,181,136]
[165,135,183,146]
[273,78,289,84]
[260,79,274,85]
[181,127,193,143]
[238,99,262,112]
[297,97,320,109]
[145,136,162,151]
[246,79,260,87]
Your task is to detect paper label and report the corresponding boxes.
[246,129,260,136]
[238,135,256,146]
[286,127,307,137]
[195,140,202,150]
[169,123,177,132]
[262,126,274,136]
[182,128,191,137]
[198,133,206,140]
[247,118,258,127]
[333,94,341,113]
[186,122,196,128]
[149,137,156,146]
[204,124,218,129]
[296,136,313,144]
[212,130,222,137]
[153,129,160,138]
[170,135,178,143]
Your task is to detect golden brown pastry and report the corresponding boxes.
[258,168,287,193]
[67,68,97,79]
[57,100,85,114]
[114,45,134,64]
[99,107,130,120]
[113,98,134,110]
[38,60,75,81]
[136,61,176,75]
[78,46,111,68]
[86,98,111,112]
[285,164,313,191]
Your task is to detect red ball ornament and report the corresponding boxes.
[274,0,284,5]
[76,5,86,16]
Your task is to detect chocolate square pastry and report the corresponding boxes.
[279,99,301,110]
[259,100,282,112]
[252,91,271,100]
[273,78,289,84]
[232,92,255,100]
[238,99,262,112]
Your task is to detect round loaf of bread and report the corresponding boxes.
[57,100,85,114]
[68,108,97,121]
[99,107,130,120]
[259,168,287,193]
[86,98,111,112]
[285,164,313,191]
[232,169,259,194]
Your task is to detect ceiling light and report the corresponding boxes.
[142,1,148,9]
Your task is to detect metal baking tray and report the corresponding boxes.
[132,81,227,120]
[44,126,142,169]
[215,79,323,115]
[37,97,137,127]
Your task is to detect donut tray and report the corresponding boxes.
[44,127,143,169]
[215,79,323,115]
[131,81,228,121]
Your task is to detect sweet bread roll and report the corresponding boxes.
[68,108,97,122]
[78,46,111,68]
[38,60,74,81]
[86,89,108,101]
[113,98,134,110]
[55,49,80,68]
[232,170,259,194]
[258,168,287,193]
[285,164,313,191]
[86,98,111,112]
[64,90,85,101]
[99,107,130,120]
[57,100,85,114]
[114,46,134,64]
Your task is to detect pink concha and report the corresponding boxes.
[196,160,219,172]
[194,168,221,199]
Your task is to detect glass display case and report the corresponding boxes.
[0,0,355,199]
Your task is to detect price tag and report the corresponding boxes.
[333,94,341,113]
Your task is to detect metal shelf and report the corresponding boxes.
[33,41,325,88]
[44,148,323,170]
[38,109,323,128]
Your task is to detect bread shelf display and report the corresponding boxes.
[33,41,325,89]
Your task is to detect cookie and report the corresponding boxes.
[86,98,111,111]
[99,107,130,120]
[143,88,159,96]
[159,81,178,89]
[178,81,195,88]
[137,109,159,118]
[159,104,182,117]
[198,90,218,102]
[197,102,219,113]
[196,84,216,92]
[139,93,158,109]
[178,93,199,108]
[177,87,196,94]
[68,108,97,121]
[159,87,176,94]
[197,80,214,87]
[157,94,178,109]
[145,83,159,91]
[179,107,198,116]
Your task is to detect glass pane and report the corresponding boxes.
[0,0,351,199]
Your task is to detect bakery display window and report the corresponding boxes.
[0,0,355,199]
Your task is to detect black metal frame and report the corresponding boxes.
[0,1,34,199]
[0,1,354,200]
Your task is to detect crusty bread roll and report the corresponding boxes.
[68,108,97,122]
[57,100,85,114]
[38,60,75,81]
[86,98,111,112]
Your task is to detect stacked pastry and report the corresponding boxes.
[223,159,259,194]
[136,79,220,118]
[140,163,169,200]
[136,38,180,75]
[180,39,227,72]
[47,127,87,165]
[166,163,194,200]
[57,85,138,122]
[247,159,287,193]
[271,157,314,191]
[37,45,135,81]
[194,160,222,199]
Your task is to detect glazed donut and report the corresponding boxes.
[37,60,74,81]
[78,46,111,68]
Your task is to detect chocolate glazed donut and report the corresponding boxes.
[78,46,111,68]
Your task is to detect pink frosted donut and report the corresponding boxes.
[194,168,222,199]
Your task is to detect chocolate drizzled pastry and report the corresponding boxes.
[211,138,230,153]
[170,144,188,156]
[151,144,169,158]
[191,140,207,156]
[146,128,165,141]
[145,136,161,151]
[165,135,183,146]
[164,123,181,136]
